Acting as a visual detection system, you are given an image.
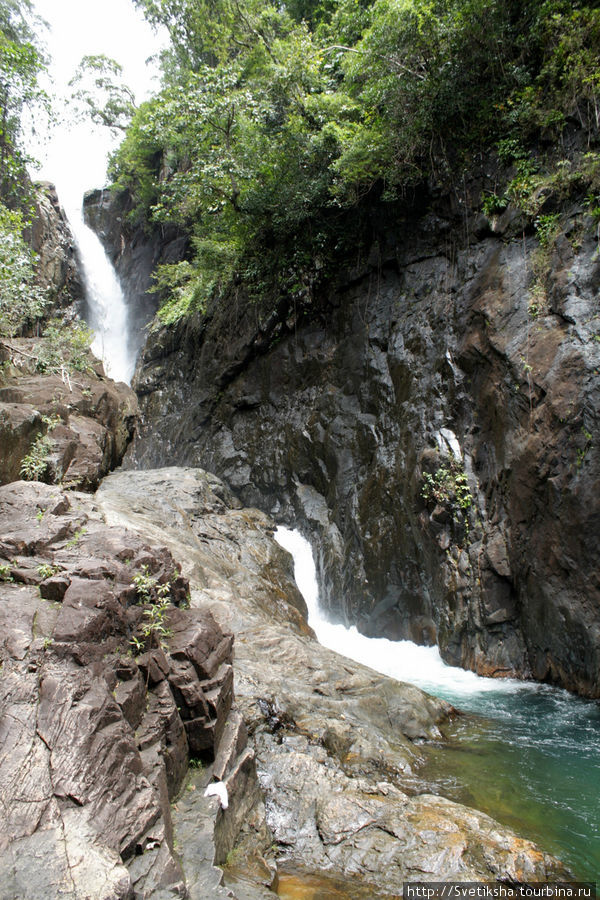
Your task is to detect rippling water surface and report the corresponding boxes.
[275,527,600,880]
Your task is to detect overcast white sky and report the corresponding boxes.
[31,0,165,205]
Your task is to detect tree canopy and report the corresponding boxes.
[108,0,600,325]
[0,0,48,205]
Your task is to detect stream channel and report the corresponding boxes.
[275,527,600,882]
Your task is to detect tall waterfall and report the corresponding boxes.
[30,0,166,384]
[63,191,134,384]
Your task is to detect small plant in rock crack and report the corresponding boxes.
[129,566,175,655]
[0,563,13,582]
[421,458,473,513]
[37,563,60,580]
[129,595,173,655]
[65,527,87,549]
[131,565,171,604]
[20,433,54,481]
[20,415,62,483]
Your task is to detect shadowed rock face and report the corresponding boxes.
[124,204,600,698]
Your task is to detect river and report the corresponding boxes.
[275,527,600,881]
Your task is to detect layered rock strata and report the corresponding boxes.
[0,343,138,490]
[0,479,254,900]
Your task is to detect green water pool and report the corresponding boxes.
[420,685,600,881]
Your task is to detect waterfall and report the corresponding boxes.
[66,198,134,384]
[274,526,600,880]
[29,0,166,385]
[274,526,528,699]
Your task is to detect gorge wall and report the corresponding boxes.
[88,187,600,699]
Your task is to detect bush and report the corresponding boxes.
[0,203,47,337]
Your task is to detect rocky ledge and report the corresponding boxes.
[93,466,567,897]
[0,340,137,490]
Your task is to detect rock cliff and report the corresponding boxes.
[0,182,138,491]
[121,192,600,698]
[83,188,188,362]
[27,182,84,315]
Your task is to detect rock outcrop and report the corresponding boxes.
[0,479,253,899]
[0,341,138,490]
[26,182,84,314]
[95,466,568,894]
[123,197,600,698]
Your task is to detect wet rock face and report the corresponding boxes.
[0,480,236,899]
[0,349,138,490]
[83,188,188,363]
[128,208,600,697]
[95,467,568,892]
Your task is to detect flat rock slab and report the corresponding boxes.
[96,467,568,894]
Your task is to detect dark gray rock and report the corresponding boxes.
[126,207,600,698]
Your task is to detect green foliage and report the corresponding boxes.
[0,562,13,582]
[481,192,507,218]
[131,564,172,604]
[535,213,561,248]
[37,563,59,580]
[69,54,136,133]
[19,410,62,483]
[65,527,87,549]
[34,321,94,375]
[20,432,53,481]
[129,565,174,653]
[422,458,473,513]
[0,0,49,204]
[115,0,600,326]
[0,202,47,336]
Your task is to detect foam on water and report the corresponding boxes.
[274,525,530,698]
[69,205,133,384]
[274,526,600,879]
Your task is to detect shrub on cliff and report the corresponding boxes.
[0,202,47,336]
[110,0,600,324]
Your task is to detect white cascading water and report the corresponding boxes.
[64,192,134,384]
[31,0,166,385]
[273,527,600,879]
[274,526,532,699]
